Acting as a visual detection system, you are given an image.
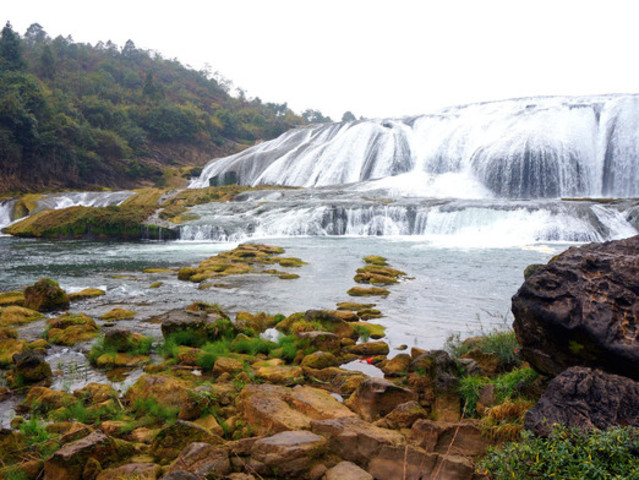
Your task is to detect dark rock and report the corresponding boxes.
[512,236,639,379]
[158,309,233,342]
[24,278,70,312]
[12,350,52,384]
[525,366,639,436]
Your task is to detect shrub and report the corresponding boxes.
[478,426,639,479]
[446,328,520,367]
[198,338,233,371]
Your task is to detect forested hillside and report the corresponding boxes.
[0,21,315,193]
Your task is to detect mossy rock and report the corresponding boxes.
[99,308,136,321]
[336,302,376,312]
[95,352,151,368]
[0,305,44,327]
[278,273,300,280]
[23,278,70,312]
[69,288,106,301]
[354,321,386,340]
[300,351,339,369]
[149,281,163,289]
[347,286,390,297]
[22,386,76,412]
[150,420,224,464]
[124,374,196,409]
[0,290,25,307]
[363,255,388,266]
[343,341,390,356]
[276,257,306,268]
[0,338,28,366]
[142,268,172,274]
[47,313,100,345]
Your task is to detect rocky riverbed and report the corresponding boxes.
[1,238,638,480]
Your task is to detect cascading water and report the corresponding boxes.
[183,94,639,246]
[191,94,639,199]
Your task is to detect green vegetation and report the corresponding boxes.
[458,367,538,417]
[0,21,318,193]
[446,326,521,367]
[478,426,639,479]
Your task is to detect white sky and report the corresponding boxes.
[4,0,639,120]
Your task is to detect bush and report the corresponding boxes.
[446,328,520,366]
[478,426,639,479]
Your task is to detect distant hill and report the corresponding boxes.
[0,21,317,193]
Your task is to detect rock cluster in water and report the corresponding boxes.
[512,235,639,435]
[0,244,534,480]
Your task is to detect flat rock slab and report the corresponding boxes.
[249,430,327,478]
[525,366,639,436]
[512,235,639,379]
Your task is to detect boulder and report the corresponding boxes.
[325,461,373,480]
[150,420,224,463]
[512,236,639,379]
[525,366,639,436]
[375,401,428,429]
[311,416,403,466]
[22,387,75,412]
[249,430,327,478]
[213,356,244,375]
[381,353,411,376]
[164,442,231,478]
[409,419,489,457]
[96,463,161,480]
[11,350,52,384]
[367,445,474,480]
[124,374,196,409]
[300,351,339,369]
[43,431,134,480]
[345,377,417,421]
[103,329,149,352]
[0,305,44,327]
[239,384,311,435]
[46,313,100,345]
[159,309,234,342]
[287,385,357,420]
[304,310,356,339]
[254,365,302,384]
[296,331,340,352]
[69,288,106,302]
[24,278,70,312]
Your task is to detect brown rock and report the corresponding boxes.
[304,309,356,338]
[325,461,373,480]
[11,350,52,384]
[164,442,231,478]
[96,463,161,480]
[375,400,428,429]
[74,383,117,405]
[381,353,411,376]
[213,356,245,375]
[249,430,327,478]
[512,236,639,379]
[43,431,134,480]
[254,365,302,384]
[367,445,474,480]
[124,374,195,409]
[151,420,224,464]
[409,419,489,457]
[345,377,417,421]
[288,385,356,420]
[525,366,639,436]
[310,416,403,466]
[296,331,340,352]
[240,384,311,435]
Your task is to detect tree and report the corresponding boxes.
[39,45,55,78]
[0,21,26,71]
[24,23,48,45]
[341,111,356,122]
[302,109,332,124]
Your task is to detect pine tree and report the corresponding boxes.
[0,21,26,71]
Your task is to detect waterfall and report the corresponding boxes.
[191,94,639,199]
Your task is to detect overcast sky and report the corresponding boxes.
[4,0,639,120]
